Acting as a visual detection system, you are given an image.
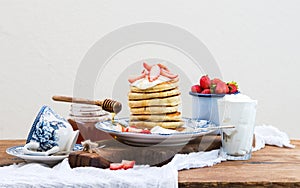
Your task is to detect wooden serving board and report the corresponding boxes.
[68,135,221,169]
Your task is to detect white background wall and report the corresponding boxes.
[1,0,299,139]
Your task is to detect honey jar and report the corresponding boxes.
[68,104,112,143]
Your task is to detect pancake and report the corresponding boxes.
[128,95,180,108]
[130,77,179,93]
[128,63,182,130]
[129,121,184,129]
[128,88,180,100]
[130,106,179,115]
[130,112,181,122]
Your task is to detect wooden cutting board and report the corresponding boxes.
[69,135,221,169]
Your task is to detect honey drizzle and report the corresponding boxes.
[111,112,116,124]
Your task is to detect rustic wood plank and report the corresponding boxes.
[1,139,300,187]
[0,140,25,166]
[69,135,222,168]
[178,140,300,187]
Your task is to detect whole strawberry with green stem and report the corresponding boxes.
[227,81,238,94]
[210,78,222,94]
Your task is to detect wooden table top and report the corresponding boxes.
[1,139,299,187]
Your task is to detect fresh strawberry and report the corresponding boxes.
[215,81,228,94]
[227,81,238,94]
[209,84,216,93]
[210,78,222,85]
[200,75,211,89]
[109,163,124,170]
[121,160,135,170]
[191,85,202,93]
[201,88,211,94]
[225,84,230,94]
[210,78,224,93]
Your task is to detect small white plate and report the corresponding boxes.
[95,118,217,147]
[6,144,82,166]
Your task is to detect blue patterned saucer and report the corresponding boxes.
[6,144,82,166]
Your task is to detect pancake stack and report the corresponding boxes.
[128,77,183,129]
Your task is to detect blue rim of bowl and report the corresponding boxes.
[189,91,240,98]
[189,91,226,98]
[26,105,48,144]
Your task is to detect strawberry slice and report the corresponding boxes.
[115,123,129,132]
[143,62,152,71]
[121,126,151,134]
[122,127,128,132]
[160,69,178,79]
[157,63,170,72]
[140,129,151,134]
[126,126,142,133]
[128,71,146,84]
[121,160,135,170]
[148,64,160,82]
[109,163,124,170]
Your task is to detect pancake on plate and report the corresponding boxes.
[128,62,182,129]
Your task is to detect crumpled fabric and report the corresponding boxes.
[253,125,295,151]
[0,125,295,188]
[0,159,177,188]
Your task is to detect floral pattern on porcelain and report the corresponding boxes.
[26,106,69,151]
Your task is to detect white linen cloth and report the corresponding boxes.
[0,125,295,188]
[253,124,295,151]
[0,161,178,188]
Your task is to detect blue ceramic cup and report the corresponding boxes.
[189,91,225,125]
[24,105,79,156]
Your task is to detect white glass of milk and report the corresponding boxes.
[218,94,257,160]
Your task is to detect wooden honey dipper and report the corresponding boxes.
[52,95,122,114]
